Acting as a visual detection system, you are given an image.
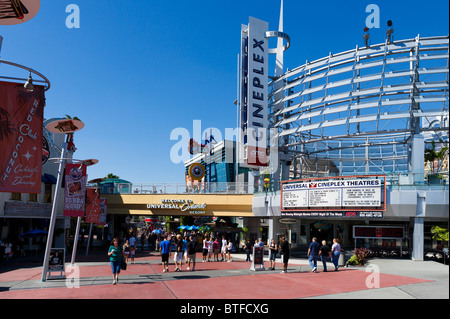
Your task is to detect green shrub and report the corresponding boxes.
[348,248,369,266]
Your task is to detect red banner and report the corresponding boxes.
[85,188,101,224]
[98,198,107,225]
[0,81,45,193]
[63,163,87,217]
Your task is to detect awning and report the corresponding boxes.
[41,173,57,184]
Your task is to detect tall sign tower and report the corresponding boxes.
[239,0,290,173]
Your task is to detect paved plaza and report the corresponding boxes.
[0,250,448,300]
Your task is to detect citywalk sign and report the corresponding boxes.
[147,199,207,215]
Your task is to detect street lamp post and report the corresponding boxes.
[40,135,68,282]
[40,118,84,282]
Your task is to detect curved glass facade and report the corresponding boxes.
[270,35,449,179]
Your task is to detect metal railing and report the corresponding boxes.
[99,172,449,195]
[102,182,254,195]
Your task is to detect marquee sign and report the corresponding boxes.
[281,175,386,212]
[353,226,404,239]
[281,211,384,218]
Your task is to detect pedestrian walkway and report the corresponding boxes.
[0,250,448,299]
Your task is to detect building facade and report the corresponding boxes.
[0,119,66,252]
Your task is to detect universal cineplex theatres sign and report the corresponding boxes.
[147,199,207,215]
[281,175,386,217]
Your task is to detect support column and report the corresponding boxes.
[412,193,426,261]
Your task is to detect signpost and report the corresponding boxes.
[250,246,265,271]
[47,248,65,279]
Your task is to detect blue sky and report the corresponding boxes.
[0,0,448,184]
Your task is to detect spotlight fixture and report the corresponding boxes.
[24,72,34,91]
[386,20,394,44]
[363,27,370,47]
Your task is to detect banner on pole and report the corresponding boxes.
[63,163,86,217]
[85,188,101,224]
[98,198,107,225]
[0,81,45,193]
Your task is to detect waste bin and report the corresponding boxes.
[338,250,345,266]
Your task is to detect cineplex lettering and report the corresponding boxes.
[250,37,265,129]
[147,199,207,214]
[2,99,40,185]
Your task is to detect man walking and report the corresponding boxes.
[307,237,320,273]
[279,236,290,273]
[187,235,197,271]
[318,240,331,272]
[159,235,171,273]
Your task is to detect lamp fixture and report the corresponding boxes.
[24,72,34,91]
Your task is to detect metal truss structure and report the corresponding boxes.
[269,35,449,178]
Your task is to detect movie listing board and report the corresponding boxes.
[282,177,383,211]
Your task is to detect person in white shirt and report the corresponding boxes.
[226,240,233,262]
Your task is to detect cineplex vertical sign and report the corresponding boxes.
[241,17,268,167]
[0,81,45,193]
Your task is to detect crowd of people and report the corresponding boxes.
[107,231,343,285]
[159,233,235,272]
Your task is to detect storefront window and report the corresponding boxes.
[10,193,21,201]
[28,193,37,202]
[44,183,52,203]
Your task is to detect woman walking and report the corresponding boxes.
[331,238,341,271]
[123,239,131,264]
[108,238,124,285]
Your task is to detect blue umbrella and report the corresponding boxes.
[152,229,163,234]
[20,229,47,238]
[177,225,186,230]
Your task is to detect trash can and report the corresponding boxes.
[338,250,345,266]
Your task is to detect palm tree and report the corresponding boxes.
[425,141,449,173]
[0,107,15,142]
[105,173,119,179]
